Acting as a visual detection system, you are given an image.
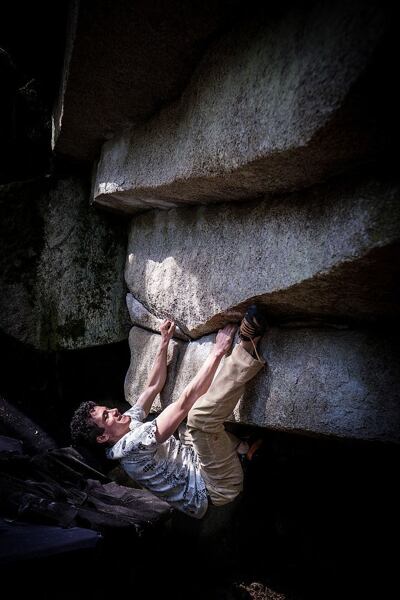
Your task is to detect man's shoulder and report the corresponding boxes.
[110,419,159,461]
[125,404,146,424]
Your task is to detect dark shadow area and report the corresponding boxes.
[0,1,69,183]
[153,425,400,600]
[1,3,399,599]
[233,428,399,599]
[0,330,130,453]
[1,324,398,599]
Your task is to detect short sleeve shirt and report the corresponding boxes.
[106,406,208,519]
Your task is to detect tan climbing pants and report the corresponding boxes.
[186,344,264,506]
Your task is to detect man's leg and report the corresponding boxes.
[187,338,265,506]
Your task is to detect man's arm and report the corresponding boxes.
[136,319,175,417]
[154,324,236,443]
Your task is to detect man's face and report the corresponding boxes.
[90,406,131,445]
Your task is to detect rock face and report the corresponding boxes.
[126,294,189,341]
[0,177,129,350]
[125,328,219,412]
[125,176,400,337]
[46,1,399,443]
[93,2,390,212]
[124,327,181,412]
[171,334,219,404]
[235,328,400,442]
[0,179,45,345]
[124,327,400,443]
[53,0,243,162]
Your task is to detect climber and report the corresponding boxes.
[70,304,268,519]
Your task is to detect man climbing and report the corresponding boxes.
[70,305,267,519]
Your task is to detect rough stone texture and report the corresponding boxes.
[94,2,392,212]
[124,327,222,411]
[0,177,129,350]
[125,176,400,337]
[124,327,181,412]
[124,327,399,442]
[0,179,45,345]
[171,334,220,405]
[53,0,242,162]
[126,293,189,340]
[233,327,400,443]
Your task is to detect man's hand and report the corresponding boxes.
[160,319,175,345]
[214,323,237,357]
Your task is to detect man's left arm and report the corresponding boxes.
[136,319,175,417]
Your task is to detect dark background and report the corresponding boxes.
[1,3,399,599]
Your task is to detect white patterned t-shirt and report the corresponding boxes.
[106,405,208,519]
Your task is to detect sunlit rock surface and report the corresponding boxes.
[125,176,400,337]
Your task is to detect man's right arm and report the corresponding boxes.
[154,324,236,443]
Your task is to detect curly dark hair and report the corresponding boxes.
[70,401,104,448]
